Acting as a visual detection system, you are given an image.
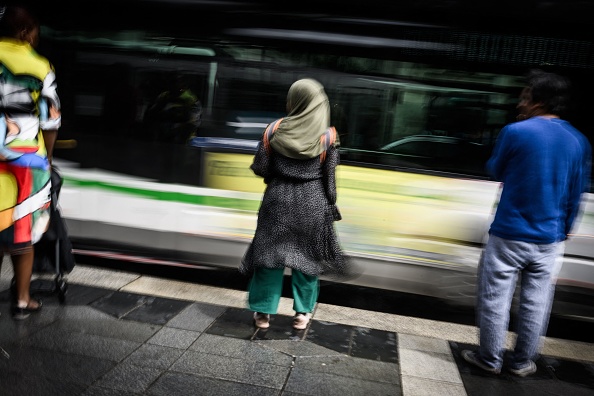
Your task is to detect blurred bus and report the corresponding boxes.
[33,1,594,318]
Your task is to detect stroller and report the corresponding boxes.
[30,165,76,302]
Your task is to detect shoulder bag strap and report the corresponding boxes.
[263,118,283,155]
[319,126,337,163]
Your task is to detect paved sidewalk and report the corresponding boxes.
[0,261,593,395]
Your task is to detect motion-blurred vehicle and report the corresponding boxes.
[376,134,491,175]
[37,0,594,321]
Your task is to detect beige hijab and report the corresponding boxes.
[270,78,339,159]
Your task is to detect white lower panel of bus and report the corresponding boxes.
[53,159,594,311]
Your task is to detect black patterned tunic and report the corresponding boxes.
[239,137,351,278]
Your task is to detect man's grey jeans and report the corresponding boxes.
[476,234,564,370]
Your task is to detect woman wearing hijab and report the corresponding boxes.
[239,78,350,330]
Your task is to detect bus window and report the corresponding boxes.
[143,73,204,144]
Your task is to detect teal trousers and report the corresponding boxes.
[248,267,319,315]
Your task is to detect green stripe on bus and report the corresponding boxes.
[62,178,261,211]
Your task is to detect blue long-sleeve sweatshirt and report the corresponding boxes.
[487,116,591,243]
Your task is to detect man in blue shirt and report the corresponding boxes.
[462,70,592,377]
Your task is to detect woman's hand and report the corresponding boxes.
[332,205,342,221]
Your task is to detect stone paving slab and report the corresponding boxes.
[0,262,593,396]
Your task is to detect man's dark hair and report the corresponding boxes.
[526,69,572,117]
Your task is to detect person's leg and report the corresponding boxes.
[291,270,319,314]
[248,267,285,314]
[538,242,565,338]
[510,241,564,369]
[475,235,523,370]
[291,270,318,329]
[11,248,41,309]
[8,164,45,313]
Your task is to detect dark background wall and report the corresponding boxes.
[12,0,594,39]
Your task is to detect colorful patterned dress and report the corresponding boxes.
[0,38,61,253]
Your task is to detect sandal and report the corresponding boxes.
[253,312,270,329]
[11,298,43,321]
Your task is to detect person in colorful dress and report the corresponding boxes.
[0,5,61,320]
[239,78,351,330]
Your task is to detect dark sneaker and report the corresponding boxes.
[461,350,501,374]
[253,312,270,329]
[509,361,537,377]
